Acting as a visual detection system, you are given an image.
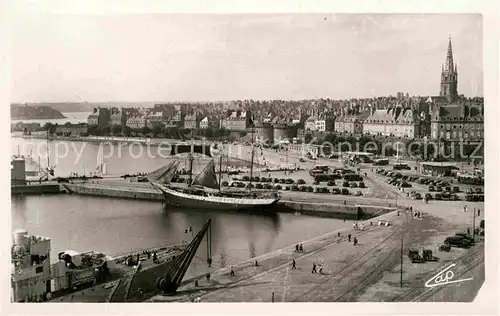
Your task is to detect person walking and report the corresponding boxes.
[464,204,468,212]
[478,209,481,216]
[295,244,299,252]
[353,237,358,246]
[299,244,303,253]
[292,259,296,270]
[230,266,235,277]
[348,233,352,242]
[311,263,317,274]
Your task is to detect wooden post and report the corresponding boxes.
[400,235,403,287]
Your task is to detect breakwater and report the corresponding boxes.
[11,183,61,196]
[61,183,396,219]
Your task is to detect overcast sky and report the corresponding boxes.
[11,14,482,102]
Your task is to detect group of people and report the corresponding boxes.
[353,222,364,231]
[295,244,304,253]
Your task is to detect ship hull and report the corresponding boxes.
[151,183,279,211]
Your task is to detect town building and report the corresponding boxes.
[199,116,220,129]
[145,111,164,129]
[55,124,88,137]
[87,109,99,125]
[110,108,123,127]
[183,113,200,129]
[222,110,251,131]
[334,114,364,134]
[429,103,483,140]
[315,116,335,132]
[305,115,316,131]
[362,107,420,138]
[126,116,146,130]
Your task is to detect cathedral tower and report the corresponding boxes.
[440,37,458,103]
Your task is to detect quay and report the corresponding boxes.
[59,180,397,219]
[11,183,61,196]
[54,198,485,303]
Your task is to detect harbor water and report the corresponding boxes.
[11,137,353,280]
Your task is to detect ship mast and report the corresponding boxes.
[188,130,194,187]
[248,124,255,192]
[218,149,223,192]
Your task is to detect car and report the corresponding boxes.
[355,190,362,196]
[424,193,433,200]
[343,181,350,187]
[341,188,350,195]
[400,181,412,188]
[453,186,460,192]
[412,193,422,200]
[436,186,443,192]
[349,182,358,188]
[434,193,442,200]
[445,186,451,192]
[429,185,435,192]
[444,236,473,248]
[332,188,341,194]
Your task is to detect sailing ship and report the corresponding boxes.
[95,144,108,175]
[151,130,280,211]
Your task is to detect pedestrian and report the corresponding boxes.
[311,263,317,274]
[467,228,471,235]
[206,273,211,281]
[318,265,323,274]
[348,233,352,242]
[478,209,481,216]
[464,204,468,212]
[337,232,341,237]
[230,266,235,277]
[295,244,299,252]
[353,237,358,246]
[255,260,259,267]
[299,244,303,253]
[292,259,296,270]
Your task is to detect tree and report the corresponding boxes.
[122,126,132,137]
[43,123,56,134]
[111,124,122,135]
[141,126,151,136]
[151,122,164,137]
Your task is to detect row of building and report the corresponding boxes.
[79,37,483,142]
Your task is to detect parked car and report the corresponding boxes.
[412,193,422,200]
[453,186,460,192]
[434,193,442,200]
[349,182,358,188]
[444,236,473,248]
[429,185,435,192]
[341,188,350,195]
[358,182,366,188]
[424,193,433,200]
[332,188,341,194]
[436,186,443,192]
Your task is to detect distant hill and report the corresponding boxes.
[11,104,66,120]
[11,102,158,113]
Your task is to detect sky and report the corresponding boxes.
[11,14,483,102]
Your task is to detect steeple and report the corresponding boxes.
[444,36,454,72]
[439,36,458,103]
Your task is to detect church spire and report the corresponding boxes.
[444,36,454,72]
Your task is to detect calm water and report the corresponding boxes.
[11,137,351,278]
[11,112,92,125]
[11,195,350,278]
